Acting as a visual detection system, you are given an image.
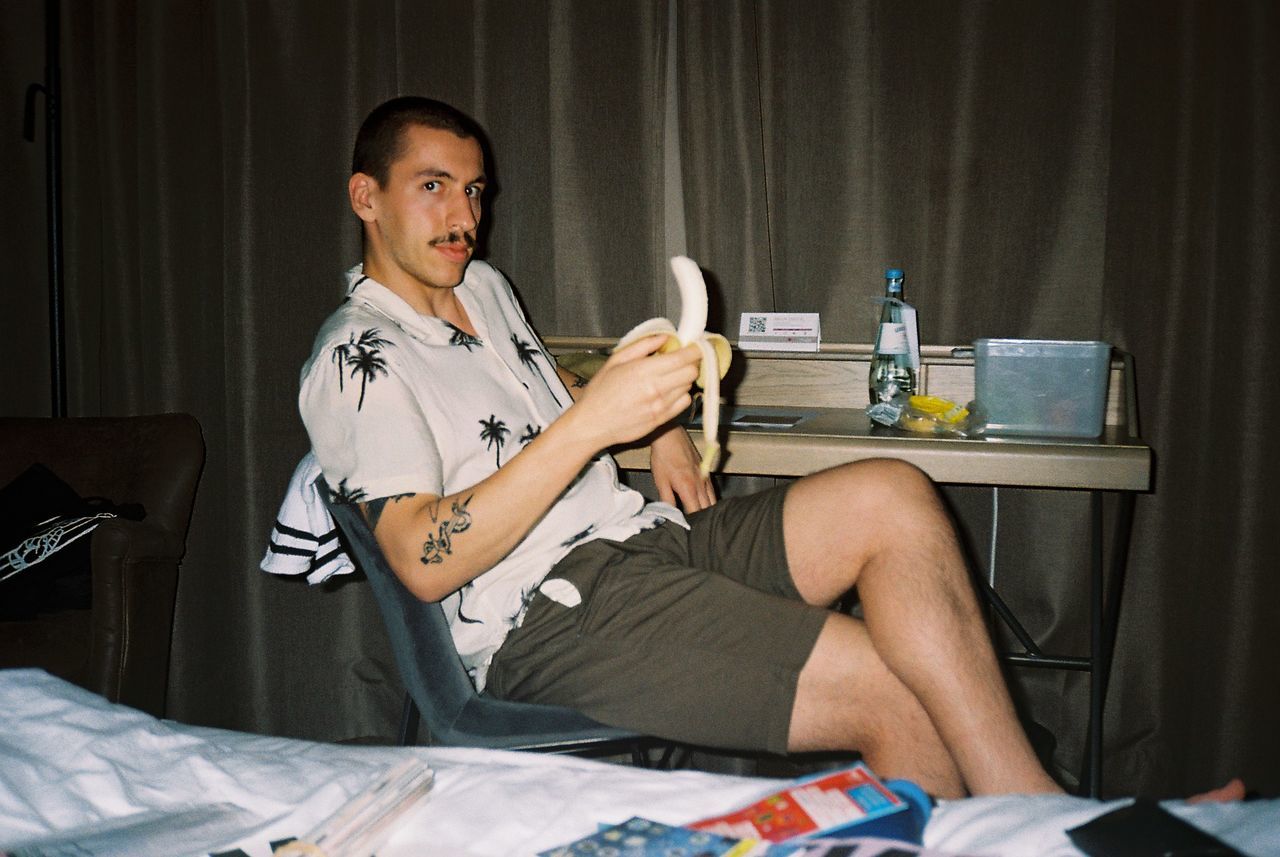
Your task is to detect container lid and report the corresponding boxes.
[974,337,1111,353]
[884,267,904,279]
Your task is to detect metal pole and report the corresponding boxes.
[25,0,65,417]
[45,0,67,417]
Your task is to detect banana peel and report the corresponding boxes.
[616,256,731,475]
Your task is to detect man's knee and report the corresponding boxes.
[858,457,934,491]
[784,459,949,593]
[817,458,940,515]
[793,457,927,500]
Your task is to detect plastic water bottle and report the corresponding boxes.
[868,267,917,404]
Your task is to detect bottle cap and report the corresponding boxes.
[885,268,904,279]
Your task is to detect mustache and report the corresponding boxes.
[431,232,476,249]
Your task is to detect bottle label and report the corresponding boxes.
[877,322,909,354]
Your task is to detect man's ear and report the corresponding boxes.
[349,172,378,223]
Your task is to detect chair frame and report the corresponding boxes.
[319,479,659,757]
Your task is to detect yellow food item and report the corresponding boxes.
[908,395,969,424]
[897,395,970,434]
[615,256,731,475]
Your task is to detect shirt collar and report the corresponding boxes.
[343,264,480,346]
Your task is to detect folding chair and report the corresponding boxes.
[320,480,657,758]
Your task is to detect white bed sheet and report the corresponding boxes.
[1,670,1276,857]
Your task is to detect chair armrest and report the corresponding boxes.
[86,518,184,716]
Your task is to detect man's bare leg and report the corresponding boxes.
[789,611,968,797]
[783,459,1062,797]
[1187,779,1246,803]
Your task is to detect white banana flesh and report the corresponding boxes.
[616,256,732,476]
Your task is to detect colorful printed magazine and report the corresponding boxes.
[688,763,917,843]
[539,764,957,856]
[537,816,766,856]
[538,820,977,857]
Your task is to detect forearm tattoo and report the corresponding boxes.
[571,375,588,388]
[421,494,474,565]
[361,492,416,531]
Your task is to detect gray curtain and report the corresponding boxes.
[3,0,1275,799]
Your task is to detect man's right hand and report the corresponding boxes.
[565,334,702,452]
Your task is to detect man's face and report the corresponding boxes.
[359,124,486,292]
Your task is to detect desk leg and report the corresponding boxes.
[1081,490,1137,798]
[988,489,1136,798]
[1085,492,1104,797]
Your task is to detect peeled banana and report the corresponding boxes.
[616,256,731,476]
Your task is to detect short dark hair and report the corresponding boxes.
[351,96,484,186]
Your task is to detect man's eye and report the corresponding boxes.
[465,186,482,198]
[423,181,439,192]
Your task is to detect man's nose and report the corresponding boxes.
[449,191,478,233]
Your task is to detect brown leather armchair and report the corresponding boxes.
[0,414,204,717]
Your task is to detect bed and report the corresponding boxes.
[1,670,1275,856]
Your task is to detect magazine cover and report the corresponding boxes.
[537,816,766,856]
[688,763,914,843]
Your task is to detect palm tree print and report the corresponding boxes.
[329,478,367,505]
[505,584,539,626]
[559,523,596,548]
[519,424,541,447]
[331,328,393,410]
[331,340,349,392]
[478,415,510,467]
[348,344,389,410]
[511,334,564,407]
[455,582,482,624]
[445,321,483,351]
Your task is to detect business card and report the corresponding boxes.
[738,312,821,352]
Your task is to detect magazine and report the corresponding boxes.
[537,816,767,856]
[538,818,981,857]
[688,762,922,843]
[539,763,988,857]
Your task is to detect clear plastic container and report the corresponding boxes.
[973,339,1111,437]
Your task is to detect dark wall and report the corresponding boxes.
[2,0,53,418]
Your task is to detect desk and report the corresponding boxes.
[548,337,1153,797]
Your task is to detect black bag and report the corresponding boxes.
[1066,797,1243,856]
[0,463,145,619]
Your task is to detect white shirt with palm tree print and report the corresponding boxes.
[299,262,685,691]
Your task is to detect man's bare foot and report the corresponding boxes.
[1186,778,1246,804]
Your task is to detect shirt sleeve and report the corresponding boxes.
[298,322,445,503]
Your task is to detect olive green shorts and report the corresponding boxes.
[486,484,829,753]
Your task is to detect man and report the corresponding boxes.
[299,96,1061,798]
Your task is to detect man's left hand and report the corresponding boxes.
[649,424,716,512]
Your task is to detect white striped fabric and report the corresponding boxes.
[260,451,355,585]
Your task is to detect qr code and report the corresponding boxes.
[747,315,767,334]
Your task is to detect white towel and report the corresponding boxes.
[260,452,355,584]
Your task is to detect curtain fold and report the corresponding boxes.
[1103,0,1280,796]
[4,0,1273,798]
[676,2,774,333]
